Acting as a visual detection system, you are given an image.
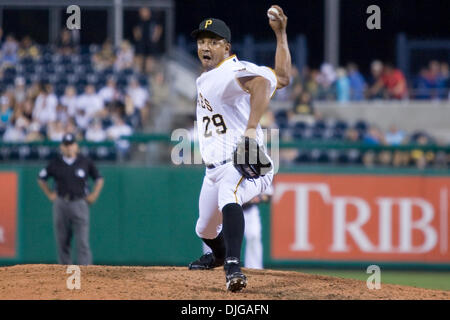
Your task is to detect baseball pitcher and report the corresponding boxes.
[188,5,291,292]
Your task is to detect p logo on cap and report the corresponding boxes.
[204,19,213,29]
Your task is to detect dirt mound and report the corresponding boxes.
[0,264,448,300]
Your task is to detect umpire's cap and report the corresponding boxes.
[62,133,76,145]
[191,18,231,42]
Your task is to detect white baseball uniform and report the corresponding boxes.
[194,54,277,240]
[203,185,273,269]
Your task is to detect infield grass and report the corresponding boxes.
[295,269,450,291]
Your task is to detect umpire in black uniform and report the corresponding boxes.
[37,133,104,265]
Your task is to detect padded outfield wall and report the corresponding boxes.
[0,165,449,270]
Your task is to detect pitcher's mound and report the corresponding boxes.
[0,264,448,300]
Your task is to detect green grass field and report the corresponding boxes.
[296,269,450,291]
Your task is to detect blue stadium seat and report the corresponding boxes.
[61,55,72,65]
[70,54,82,65]
[65,64,75,74]
[354,120,368,137]
[43,53,53,64]
[294,150,311,163]
[25,64,35,74]
[312,127,325,139]
[46,64,56,74]
[326,149,339,163]
[21,57,34,65]
[332,128,345,140]
[292,122,310,139]
[67,74,79,85]
[334,120,348,131]
[337,151,349,164]
[347,149,362,164]
[81,54,92,65]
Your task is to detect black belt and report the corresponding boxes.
[206,158,232,169]
[60,194,84,201]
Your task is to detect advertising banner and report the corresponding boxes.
[272,174,450,263]
[0,172,18,258]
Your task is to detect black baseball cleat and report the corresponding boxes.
[188,252,224,270]
[224,257,247,292]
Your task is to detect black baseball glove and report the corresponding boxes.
[233,136,272,179]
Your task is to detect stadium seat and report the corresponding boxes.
[46,64,56,74]
[347,149,362,164]
[354,120,368,136]
[294,150,311,163]
[332,128,345,140]
[326,149,339,163]
[81,54,92,65]
[337,151,350,164]
[312,127,325,139]
[70,54,82,64]
[37,146,53,160]
[334,120,348,131]
[51,54,62,64]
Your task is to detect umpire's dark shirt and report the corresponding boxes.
[38,154,102,199]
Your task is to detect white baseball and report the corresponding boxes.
[267,7,280,21]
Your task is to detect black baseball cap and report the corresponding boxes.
[62,133,76,145]
[191,18,231,42]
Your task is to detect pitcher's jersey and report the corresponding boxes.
[196,54,277,165]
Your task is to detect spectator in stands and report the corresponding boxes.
[0,93,12,137]
[123,94,141,129]
[132,7,164,74]
[106,110,133,158]
[363,126,385,145]
[414,67,433,100]
[92,40,116,72]
[20,97,34,123]
[114,40,134,72]
[126,77,149,125]
[11,104,30,129]
[380,63,408,100]
[65,118,81,140]
[76,84,105,122]
[85,118,107,142]
[57,29,78,55]
[32,83,58,128]
[14,76,27,105]
[302,67,320,98]
[149,69,169,106]
[367,60,384,99]
[2,120,26,142]
[335,68,350,103]
[74,107,89,132]
[25,121,44,142]
[274,65,300,102]
[18,36,40,60]
[290,91,315,124]
[47,120,66,142]
[411,133,434,169]
[345,128,360,142]
[347,63,366,100]
[440,62,450,99]
[385,124,406,145]
[316,63,336,100]
[55,103,69,124]
[98,76,120,105]
[60,85,78,118]
[1,34,19,68]
[25,81,41,101]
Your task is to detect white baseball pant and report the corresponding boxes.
[195,161,273,240]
